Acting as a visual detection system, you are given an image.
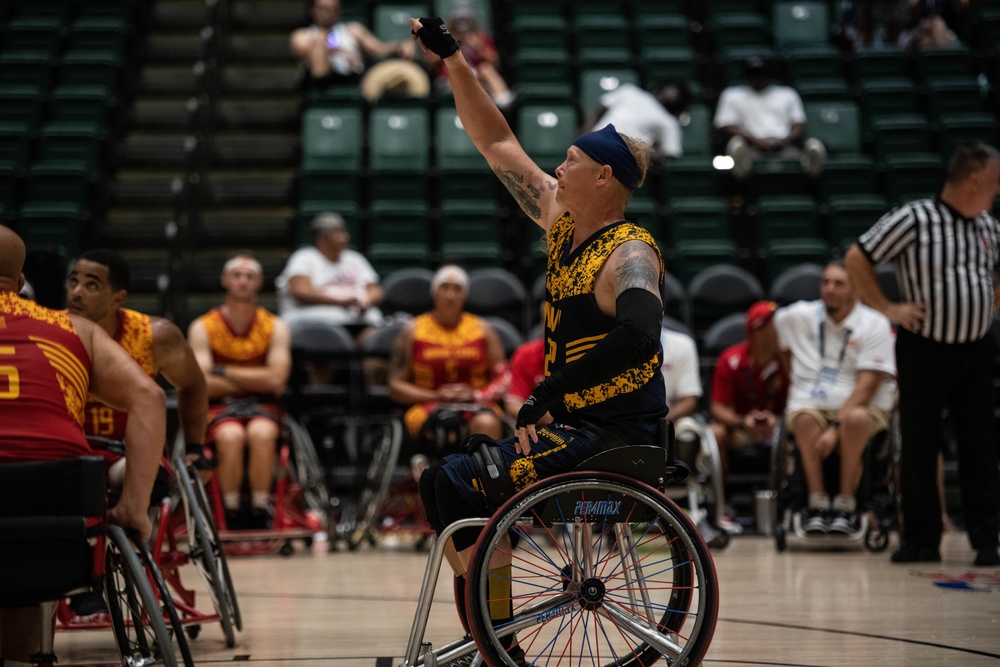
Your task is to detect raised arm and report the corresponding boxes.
[151,317,207,448]
[410,17,561,231]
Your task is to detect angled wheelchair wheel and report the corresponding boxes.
[174,461,241,646]
[104,526,179,667]
[347,418,403,550]
[466,472,719,667]
[131,531,196,667]
[287,416,332,522]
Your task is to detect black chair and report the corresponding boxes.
[687,264,765,337]
[381,267,434,317]
[661,270,687,323]
[662,315,694,338]
[485,315,526,359]
[769,263,823,306]
[287,320,358,421]
[466,267,530,335]
[700,312,748,360]
[359,319,406,414]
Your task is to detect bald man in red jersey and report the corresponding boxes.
[0,227,166,663]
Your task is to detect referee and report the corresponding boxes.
[845,142,1000,567]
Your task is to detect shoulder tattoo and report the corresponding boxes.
[615,241,660,297]
[492,166,543,220]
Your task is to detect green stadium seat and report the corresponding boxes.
[432,0,492,30]
[680,103,713,157]
[772,1,830,47]
[10,0,74,22]
[747,158,809,199]
[0,163,18,209]
[0,123,32,174]
[372,4,430,43]
[59,49,122,88]
[516,104,577,173]
[826,193,888,250]
[859,77,919,132]
[69,16,130,55]
[367,244,432,276]
[435,107,494,201]
[795,77,851,101]
[937,112,999,156]
[48,84,113,126]
[783,44,844,83]
[5,16,64,52]
[368,106,430,201]
[669,240,740,285]
[755,195,820,243]
[820,154,879,198]
[870,113,932,160]
[512,48,574,102]
[301,107,362,171]
[711,12,772,50]
[578,69,640,115]
[883,153,945,204]
[638,47,698,88]
[924,77,988,118]
[369,199,430,246]
[75,0,138,21]
[806,98,877,199]
[38,121,104,171]
[18,201,84,258]
[305,85,364,108]
[573,14,630,51]
[666,196,730,244]
[439,217,503,266]
[718,46,779,86]
[625,198,661,242]
[513,15,569,51]
[0,85,45,129]
[576,47,633,69]
[0,51,56,87]
[26,160,91,207]
[849,48,910,83]
[914,46,974,83]
[636,14,692,50]
[659,158,721,200]
[763,238,832,282]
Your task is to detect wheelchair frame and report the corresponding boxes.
[388,434,720,667]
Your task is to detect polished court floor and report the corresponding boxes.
[50,529,1000,667]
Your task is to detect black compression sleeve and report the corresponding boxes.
[553,288,662,393]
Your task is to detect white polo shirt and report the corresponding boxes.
[660,328,703,409]
[712,84,806,141]
[774,300,896,413]
[595,84,683,160]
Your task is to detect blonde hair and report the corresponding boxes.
[615,133,653,202]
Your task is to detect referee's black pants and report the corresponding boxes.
[896,328,1000,551]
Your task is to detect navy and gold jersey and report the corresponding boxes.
[543,213,667,443]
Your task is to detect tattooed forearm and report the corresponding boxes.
[493,166,543,220]
[387,333,409,379]
[615,241,661,296]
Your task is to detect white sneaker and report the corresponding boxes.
[718,515,743,535]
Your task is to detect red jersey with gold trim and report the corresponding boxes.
[410,312,490,391]
[84,308,155,440]
[0,292,92,461]
[197,307,277,399]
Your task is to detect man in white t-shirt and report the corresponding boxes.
[713,56,826,179]
[772,260,895,536]
[591,81,689,162]
[276,212,384,330]
[660,325,702,419]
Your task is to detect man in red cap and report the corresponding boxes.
[709,300,789,529]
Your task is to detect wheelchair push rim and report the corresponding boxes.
[465,472,719,667]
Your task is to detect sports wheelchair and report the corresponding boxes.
[0,455,190,667]
[662,416,731,549]
[386,418,720,667]
[770,412,899,552]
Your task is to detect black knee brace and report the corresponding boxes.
[419,460,447,534]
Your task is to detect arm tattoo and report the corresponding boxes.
[615,242,660,297]
[492,166,543,220]
[388,334,409,378]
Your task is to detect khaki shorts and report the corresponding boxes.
[786,407,890,437]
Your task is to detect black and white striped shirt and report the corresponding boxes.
[858,196,1000,344]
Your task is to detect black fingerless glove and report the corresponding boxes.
[414,16,460,58]
[515,376,561,431]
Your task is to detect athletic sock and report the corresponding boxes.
[223,491,241,511]
[251,491,270,509]
[808,493,831,511]
[832,494,857,514]
[488,564,514,650]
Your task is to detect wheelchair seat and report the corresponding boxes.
[571,417,688,487]
[0,456,106,607]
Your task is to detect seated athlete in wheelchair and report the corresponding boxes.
[187,252,293,531]
[0,233,171,665]
[769,260,897,542]
[388,265,510,464]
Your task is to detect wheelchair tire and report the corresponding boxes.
[104,525,180,667]
[287,417,332,522]
[175,462,240,647]
[348,418,403,550]
[132,530,196,667]
[465,472,719,667]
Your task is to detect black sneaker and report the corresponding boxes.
[802,508,829,535]
[828,509,860,535]
[68,591,108,616]
[247,506,273,530]
[974,548,1000,567]
[224,508,242,531]
[890,543,941,563]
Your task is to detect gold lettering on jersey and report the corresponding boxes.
[421,347,483,360]
[543,302,561,331]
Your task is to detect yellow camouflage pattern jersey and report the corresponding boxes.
[198,307,276,366]
[543,213,667,443]
[84,308,155,440]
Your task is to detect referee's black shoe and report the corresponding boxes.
[974,548,1000,567]
[890,543,941,563]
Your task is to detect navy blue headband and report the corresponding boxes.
[571,124,640,191]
